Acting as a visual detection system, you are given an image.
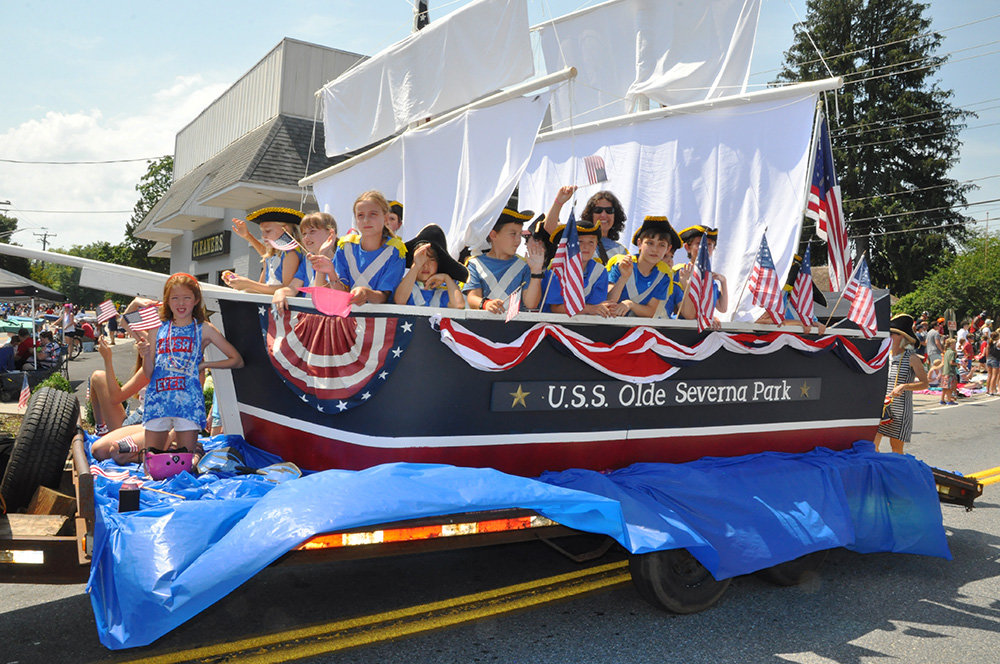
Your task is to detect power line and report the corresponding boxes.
[843,174,1000,204]
[837,120,1000,150]
[833,96,1000,133]
[833,104,1000,140]
[8,208,132,214]
[0,156,166,165]
[841,46,1000,87]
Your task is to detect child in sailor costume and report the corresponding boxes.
[463,208,546,314]
[331,191,406,306]
[675,225,728,326]
[224,207,304,294]
[394,224,467,308]
[606,216,684,318]
[542,218,619,317]
[272,211,339,313]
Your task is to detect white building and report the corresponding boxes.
[135,38,363,284]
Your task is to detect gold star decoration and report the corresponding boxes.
[510,384,530,408]
[800,382,811,398]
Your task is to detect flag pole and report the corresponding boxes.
[735,228,767,321]
[822,251,866,328]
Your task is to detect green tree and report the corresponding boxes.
[894,234,1000,320]
[779,0,972,293]
[120,156,172,273]
[0,213,32,278]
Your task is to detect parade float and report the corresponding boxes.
[0,0,964,651]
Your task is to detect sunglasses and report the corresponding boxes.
[592,205,615,214]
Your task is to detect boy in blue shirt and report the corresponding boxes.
[543,218,618,317]
[464,208,545,314]
[394,224,467,309]
[606,216,683,318]
[675,225,728,326]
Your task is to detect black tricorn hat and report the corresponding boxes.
[679,225,719,244]
[549,218,602,244]
[783,253,828,307]
[632,215,681,252]
[388,200,404,221]
[246,207,304,226]
[492,208,534,232]
[404,224,469,283]
[889,313,917,344]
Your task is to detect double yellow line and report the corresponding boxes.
[124,560,631,664]
[968,466,1000,487]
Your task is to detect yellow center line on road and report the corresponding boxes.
[122,560,631,664]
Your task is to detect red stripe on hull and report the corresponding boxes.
[240,412,876,477]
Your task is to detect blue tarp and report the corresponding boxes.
[85,437,950,650]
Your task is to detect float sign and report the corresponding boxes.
[492,377,821,412]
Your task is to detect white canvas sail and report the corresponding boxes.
[517,90,819,322]
[537,0,761,129]
[321,0,534,156]
[312,93,550,257]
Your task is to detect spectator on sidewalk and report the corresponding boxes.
[926,318,945,369]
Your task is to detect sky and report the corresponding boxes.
[2,0,999,253]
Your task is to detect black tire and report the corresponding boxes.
[629,548,731,614]
[0,387,80,511]
[755,549,829,586]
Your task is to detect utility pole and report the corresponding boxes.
[34,229,56,251]
[414,0,429,32]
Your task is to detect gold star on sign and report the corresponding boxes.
[800,382,810,397]
[510,384,530,408]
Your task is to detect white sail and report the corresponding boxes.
[321,0,534,156]
[537,0,761,129]
[518,90,818,322]
[312,93,550,257]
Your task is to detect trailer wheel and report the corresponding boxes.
[0,387,80,511]
[756,549,829,587]
[628,548,730,614]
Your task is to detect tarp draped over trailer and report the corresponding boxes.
[86,437,949,650]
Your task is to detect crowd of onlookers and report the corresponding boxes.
[0,301,113,371]
[910,310,1000,396]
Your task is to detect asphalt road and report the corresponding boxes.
[2,389,998,664]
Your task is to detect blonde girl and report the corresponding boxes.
[225,207,304,294]
[330,191,406,305]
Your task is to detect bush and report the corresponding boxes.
[36,372,73,394]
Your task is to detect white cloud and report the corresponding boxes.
[0,76,229,251]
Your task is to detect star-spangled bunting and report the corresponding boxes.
[550,210,585,316]
[748,235,784,324]
[96,299,118,324]
[123,305,162,331]
[806,114,852,291]
[687,234,714,332]
[261,308,415,413]
[267,232,300,252]
[788,246,816,325]
[18,372,30,411]
[843,257,877,338]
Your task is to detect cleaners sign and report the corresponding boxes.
[492,378,821,412]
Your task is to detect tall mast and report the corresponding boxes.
[414,0,429,31]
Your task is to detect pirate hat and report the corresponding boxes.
[679,225,719,244]
[388,200,404,221]
[889,313,917,344]
[492,208,534,232]
[632,215,681,251]
[782,253,828,306]
[549,218,602,244]
[404,224,468,283]
[246,206,304,226]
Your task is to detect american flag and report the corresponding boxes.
[843,257,877,338]
[505,288,521,323]
[748,235,785,324]
[267,232,300,252]
[550,211,585,316]
[96,299,118,324]
[583,155,608,185]
[687,232,714,332]
[806,115,852,291]
[788,246,816,325]
[18,372,30,411]
[123,305,162,331]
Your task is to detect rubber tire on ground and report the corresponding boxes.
[755,549,829,586]
[0,387,80,511]
[628,548,731,614]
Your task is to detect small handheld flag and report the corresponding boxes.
[748,235,785,324]
[123,305,162,331]
[583,155,608,185]
[505,288,522,322]
[687,235,714,332]
[550,211,585,316]
[788,246,816,325]
[267,232,300,252]
[96,299,118,324]
[843,257,877,338]
[18,373,30,411]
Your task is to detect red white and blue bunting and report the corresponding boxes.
[433,316,891,384]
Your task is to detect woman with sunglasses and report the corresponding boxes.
[544,186,629,261]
